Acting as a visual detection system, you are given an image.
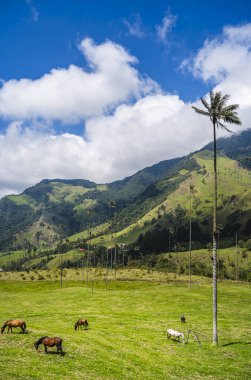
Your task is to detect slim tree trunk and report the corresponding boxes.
[86,243,89,287]
[60,253,63,288]
[189,191,192,291]
[114,245,117,277]
[212,122,218,346]
[82,258,84,282]
[105,248,108,291]
[236,233,238,284]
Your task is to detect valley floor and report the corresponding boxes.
[0,274,250,380]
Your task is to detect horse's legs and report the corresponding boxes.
[44,345,48,354]
[57,344,62,354]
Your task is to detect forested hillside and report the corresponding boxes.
[0,129,250,251]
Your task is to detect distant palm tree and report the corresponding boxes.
[189,183,196,291]
[192,91,241,345]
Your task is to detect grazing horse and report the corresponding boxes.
[34,337,63,354]
[74,318,88,330]
[180,314,186,323]
[167,328,185,344]
[1,319,26,334]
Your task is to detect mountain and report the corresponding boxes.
[203,129,251,169]
[0,156,181,250]
[0,129,250,251]
[93,148,251,252]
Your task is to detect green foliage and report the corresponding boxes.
[204,129,251,169]
[0,130,250,252]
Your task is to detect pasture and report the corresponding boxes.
[0,274,250,380]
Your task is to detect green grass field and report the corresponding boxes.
[0,274,250,380]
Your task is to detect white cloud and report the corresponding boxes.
[156,12,176,44]
[124,14,145,38]
[0,27,251,199]
[0,96,227,197]
[182,23,251,125]
[0,38,158,123]
[183,23,251,83]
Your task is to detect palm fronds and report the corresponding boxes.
[192,106,210,117]
[192,91,241,130]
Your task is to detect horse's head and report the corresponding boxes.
[1,325,5,334]
[74,323,78,330]
[34,337,43,349]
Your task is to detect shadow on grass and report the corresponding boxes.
[222,341,251,347]
[46,351,66,356]
[2,330,31,334]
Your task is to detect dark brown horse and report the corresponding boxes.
[74,318,88,330]
[34,336,63,354]
[1,319,26,334]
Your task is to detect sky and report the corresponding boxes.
[0,0,251,198]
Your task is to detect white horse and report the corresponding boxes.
[167,328,185,344]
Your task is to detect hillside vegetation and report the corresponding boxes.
[0,130,250,272]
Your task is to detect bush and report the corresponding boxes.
[242,250,248,259]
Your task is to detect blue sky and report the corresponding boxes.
[0,0,250,197]
[1,1,250,100]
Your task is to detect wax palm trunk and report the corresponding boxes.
[212,122,218,345]
[192,91,241,346]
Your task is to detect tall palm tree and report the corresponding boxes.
[192,91,241,345]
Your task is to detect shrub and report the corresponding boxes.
[242,250,248,259]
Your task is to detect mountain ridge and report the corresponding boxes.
[0,129,250,250]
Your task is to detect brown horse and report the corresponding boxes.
[1,319,26,334]
[74,318,88,330]
[34,336,63,354]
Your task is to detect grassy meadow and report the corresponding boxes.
[0,273,250,380]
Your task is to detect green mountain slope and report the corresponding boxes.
[89,149,251,250]
[203,129,251,169]
[0,129,250,251]
[0,157,181,250]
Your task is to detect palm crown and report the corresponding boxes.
[192,91,241,132]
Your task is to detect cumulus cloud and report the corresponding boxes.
[0,27,251,198]
[182,23,251,126]
[156,12,177,44]
[0,38,158,123]
[0,96,227,197]
[186,24,251,83]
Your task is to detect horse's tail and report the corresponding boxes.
[34,336,47,349]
